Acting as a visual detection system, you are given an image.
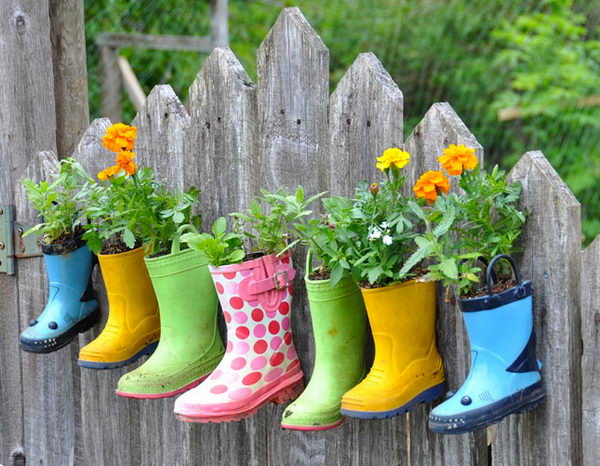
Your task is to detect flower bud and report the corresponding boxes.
[369,183,379,195]
[328,223,335,229]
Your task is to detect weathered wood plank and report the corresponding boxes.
[404,102,487,466]
[49,0,89,158]
[70,119,143,466]
[0,1,57,463]
[132,84,190,189]
[582,235,600,466]
[187,47,258,227]
[210,0,229,47]
[184,45,266,466]
[493,150,582,466]
[326,50,408,465]
[99,46,121,122]
[328,52,403,194]
[96,32,212,53]
[14,151,80,466]
[257,8,330,464]
[117,56,146,112]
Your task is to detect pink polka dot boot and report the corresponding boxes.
[174,252,305,422]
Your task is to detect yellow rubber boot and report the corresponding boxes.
[78,247,160,369]
[341,279,445,418]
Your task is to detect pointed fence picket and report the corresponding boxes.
[0,6,597,466]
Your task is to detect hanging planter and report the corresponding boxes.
[116,227,224,398]
[281,251,367,431]
[20,233,99,353]
[174,250,303,422]
[18,158,99,353]
[78,246,160,369]
[341,278,446,419]
[429,255,545,434]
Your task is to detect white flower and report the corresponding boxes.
[382,235,393,245]
[368,228,382,240]
[380,222,389,230]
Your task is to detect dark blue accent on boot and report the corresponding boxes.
[340,382,445,420]
[507,329,539,373]
[19,244,98,354]
[429,380,545,434]
[77,340,159,370]
[459,281,532,312]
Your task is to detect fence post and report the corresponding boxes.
[210,0,229,47]
[187,47,259,227]
[403,102,488,465]
[257,7,330,463]
[0,0,58,462]
[493,150,583,465]
[581,235,599,466]
[49,0,89,158]
[100,46,122,123]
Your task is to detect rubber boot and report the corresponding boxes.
[174,252,304,423]
[281,252,367,430]
[341,279,445,419]
[20,239,99,353]
[78,246,160,369]
[116,242,224,398]
[429,255,545,434]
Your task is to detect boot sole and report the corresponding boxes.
[20,307,100,354]
[281,418,345,431]
[428,380,546,434]
[341,381,446,420]
[78,340,159,370]
[175,370,304,423]
[115,372,212,399]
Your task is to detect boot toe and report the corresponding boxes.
[282,401,342,428]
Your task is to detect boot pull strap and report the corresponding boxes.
[305,249,315,279]
[171,224,200,254]
[486,254,522,296]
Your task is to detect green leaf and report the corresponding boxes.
[212,217,227,237]
[172,211,185,224]
[366,265,384,284]
[123,228,136,249]
[439,258,458,279]
[227,249,246,263]
[330,263,344,287]
[433,204,456,237]
[408,200,426,220]
[399,245,432,277]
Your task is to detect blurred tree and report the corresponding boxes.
[83,0,599,242]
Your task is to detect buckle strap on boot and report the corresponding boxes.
[248,269,296,294]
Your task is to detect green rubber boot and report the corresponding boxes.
[116,235,224,399]
[281,252,367,430]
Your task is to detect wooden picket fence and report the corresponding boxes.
[0,7,598,466]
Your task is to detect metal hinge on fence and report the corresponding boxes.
[0,204,43,275]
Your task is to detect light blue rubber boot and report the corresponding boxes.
[20,240,99,353]
[429,255,545,434]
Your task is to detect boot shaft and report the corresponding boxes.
[361,279,439,374]
[43,244,94,296]
[144,248,219,347]
[305,275,367,375]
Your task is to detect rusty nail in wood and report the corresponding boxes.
[594,312,600,323]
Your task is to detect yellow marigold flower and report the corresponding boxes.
[97,165,121,181]
[438,144,478,176]
[376,147,410,171]
[102,123,137,153]
[413,170,451,204]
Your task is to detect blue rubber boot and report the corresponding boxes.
[429,255,545,434]
[20,240,99,353]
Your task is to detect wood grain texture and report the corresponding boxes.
[49,0,89,158]
[187,47,258,227]
[326,50,409,465]
[492,151,583,466]
[0,1,57,463]
[404,102,488,466]
[14,151,80,466]
[581,235,600,466]
[257,8,330,465]
[69,118,142,466]
[132,84,190,189]
[328,52,403,195]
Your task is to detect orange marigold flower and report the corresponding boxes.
[413,170,451,203]
[97,165,121,181]
[437,144,478,176]
[115,150,137,175]
[102,123,137,153]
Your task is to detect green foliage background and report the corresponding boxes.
[84,0,600,244]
